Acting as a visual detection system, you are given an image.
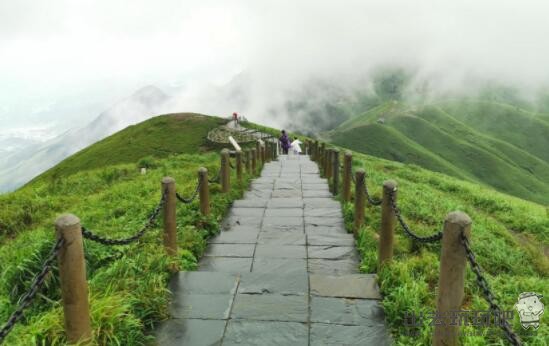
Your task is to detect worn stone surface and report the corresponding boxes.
[231,294,308,322]
[160,154,390,345]
[198,257,252,273]
[311,296,386,325]
[308,246,359,260]
[205,244,256,257]
[223,320,308,346]
[257,232,306,245]
[307,233,355,246]
[238,272,308,296]
[308,258,360,275]
[170,294,233,319]
[310,323,391,345]
[156,319,225,346]
[254,245,307,259]
[310,274,382,299]
[252,258,307,274]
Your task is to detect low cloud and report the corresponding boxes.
[2,0,549,130]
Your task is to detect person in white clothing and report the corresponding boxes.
[291,137,302,156]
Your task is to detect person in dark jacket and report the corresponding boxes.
[279,130,291,154]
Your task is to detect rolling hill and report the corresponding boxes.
[326,100,549,204]
[0,113,546,345]
[33,113,227,183]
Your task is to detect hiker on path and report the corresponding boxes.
[232,112,238,127]
[279,130,291,155]
[291,137,302,156]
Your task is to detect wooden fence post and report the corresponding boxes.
[198,167,210,216]
[256,141,262,167]
[236,150,243,182]
[433,212,472,346]
[353,169,365,238]
[379,180,397,266]
[325,149,333,179]
[251,148,257,175]
[320,143,326,169]
[245,149,251,173]
[343,151,352,202]
[314,141,319,161]
[55,214,92,344]
[263,142,269,163]
[273,141,278,160]
[162,177,177,256]
[221,149,230,193]
[332,149,340,195]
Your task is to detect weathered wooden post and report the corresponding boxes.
[273,141,278,159]
[162,177,177,256]
[332,149,340,195]
[353,169,365,238]
[264,142,270,163]
[251,148,257,175]
[245,149,251,173]
[379,180,397,266]
[325,149,333,179]
[433,212,472,346]
[221,149,230,193]
[314,141,319,161]
[236,150,243,182]
[343,151,352,202]
[256,141,262,167]
[198,167,210,216]
[320,143,326,169]
[55,214,92,344]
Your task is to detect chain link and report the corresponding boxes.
[460,233,522,345]
[0,237,64,343]
[389,189,443,243]
[176,180,201,204]
[364,183,382,206]
[81,190,166,246]
[208,169,221,184]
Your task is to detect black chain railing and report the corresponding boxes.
[81,190,166,246]
[364,183,382,206]
[350,170,383,206]
[176,181,201,204]
[208,169,221,184]
[460,233,522,346]
[0,237,65,343]
[389,188,443,243]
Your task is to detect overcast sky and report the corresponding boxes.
[1,0,549,137]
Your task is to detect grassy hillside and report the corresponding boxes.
[0,115,255,344]
[34,113,226,183]
[1,112,547,345]
[333,151,548,345]
[327,100,549,204]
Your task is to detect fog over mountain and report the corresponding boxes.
[0,86,168,191]
[2,1,549,191]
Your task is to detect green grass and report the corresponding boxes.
[2,111,547,345]
[0,113,261,344]
[33,113,227,183]
[327,100,549,204]
[0,152,258,345]
[331,151,548,345]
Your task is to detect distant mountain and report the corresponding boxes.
[0,86,168,192]
[325,100,549,204]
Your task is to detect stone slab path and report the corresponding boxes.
[157,155,391,345]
